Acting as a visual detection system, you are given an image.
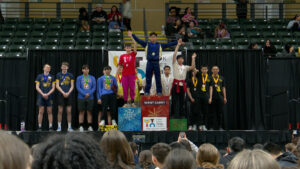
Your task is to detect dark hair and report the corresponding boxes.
[100,130,135,169]
[151,143,171,164]
[293,14,300,20]
[248,43,257,49]
[285,143,296,152]
[263,142,282,155]
[201,65,208,69]
[124,43,132,48]
[169,141,185,150]
[79,7,89,21]
[179,139,192,152]
[164,65,171,70]
[43,63,51,68]
[184,7,191,15]
[211,65,219,69]
[253,143,264,150]
[176,55,184,60]
[104,66,112,70]
[61,62,69,67]
[111,5,119,13]
[228,137,245,153]
[285,44,293,53]
[112,14,122,27]
[82,64,89,69]
[129,142,138,155]
[139,150,153,169]
[150,32,157,37]
[117,64,123,67]
[164,149,197,169]
[32,133,110,169]
[0,131,31,169]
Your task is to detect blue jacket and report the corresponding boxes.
[97,75,118,100]
[132,34,177,61]
[76,75,96,100]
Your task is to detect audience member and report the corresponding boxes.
[278,44,296,57]
[109,15,124,32]
[181,7,198,26]
[214,21,230,39]
[151,143,171,169]
[78,7,90,32]
[32,133,110,169]
[175,25,189,42]
[130,142,139,165]
[263,40,277,58]
[253,143,264,150]
[108,5,122,21]
[248,43,258,49]
[0,131,32,169]
[197,143,224,169]
[285,143,296,152]
[264,142,298,168]
[219,137,245,168]
[0,9,4,24]
[166,18,183,40]
[228,149,280,169]
[235,0,248,19]
[287,14,300,31]
[164,149,197,169]
[135,150,155,169]
[187,21,201,38]
[122,0,132,30]
[167,7,180,25]
[91,4,107,25]
[100,130,135,169]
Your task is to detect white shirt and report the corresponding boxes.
[161,74,174,96]
[173,62,190,86]
[122,1,132,19]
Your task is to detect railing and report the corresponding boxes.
[165,2,300,20]
[0,1,121,18]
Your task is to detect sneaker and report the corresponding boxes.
[68,127,73,132]
[123,103,129,107]
[188,125,193,131]
[131,103,136,107]
[79,126,84,132]
[202,125,208,131]
[112,120,117,126]
[192,124,197,131]
[99,120,105,126]
[56,127,61,132]
[198,125,203,131]
[88,126,93,131]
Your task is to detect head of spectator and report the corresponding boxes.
[96,4,103,12]
[228,137,246,154]
[169,7,177,17]
[248,43,258,49]
[188,21,195,29]
[151,143,171,169]
[111,5,120,14]
[164,149,196,169]
[292,135,300,145]
[197,143,224,169]
[293,14,300,21]
[129,141,139,164]
[108,5,121,21]
[179,139,192,152]
[177,25,186,35]
[184,7,192,15]
[0,131,32,169]
[286,143,296,152]
[100,130,135,169]
[228,149,281,169]
[149,32,158,44]
[32,132,110,169]
[215,21,230,39]
[264,142,282,158]
[285,44,295,54]
[111,14,122,27]
[253,143,264,150]
[263,40,277,58]
[79,7,89,20]
[138,150,154,169]
[175,18,182,27]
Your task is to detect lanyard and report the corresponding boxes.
[105,75,111,85]
[84,75,89,84]
[43,74,49,83]
[202,74,208,84]
[117,74,121,82]
[192,76,198,87]
[213,74,219,84]
[61,72,67,82]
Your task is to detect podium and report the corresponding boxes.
[141,96,169,131]
[169,119,187,131]
[118,107,141,131]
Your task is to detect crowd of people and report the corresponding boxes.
[1,130,300,169]
[78,1,131,32]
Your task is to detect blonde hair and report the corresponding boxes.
[228,149,281,169]
[196,143,224,169]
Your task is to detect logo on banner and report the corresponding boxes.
[143,117,167,131]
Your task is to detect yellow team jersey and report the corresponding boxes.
[129,77,142,103]
[114,74,123,97]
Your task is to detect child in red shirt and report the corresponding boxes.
[118,31,137,107]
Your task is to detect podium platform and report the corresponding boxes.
[118,107,141,131]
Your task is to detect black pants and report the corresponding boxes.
[101,93,117,122]
[188,94,209,126]
[171,86,185,118]
[123,18,131,31]
[210,96,224,129]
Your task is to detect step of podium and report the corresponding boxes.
[169,119,187,131]
[118,107,142,131]
[99,125,118,132]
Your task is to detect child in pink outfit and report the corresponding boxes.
[118,31,137,107]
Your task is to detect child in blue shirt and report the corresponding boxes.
[97,66,118,126]
[35,64,56,131]
[76,64,96,131]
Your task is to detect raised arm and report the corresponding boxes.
[161,40,178,49]
[173,39,182,64]
[128,31,137,53]
[132,33,147,48]
[189,53,197,71]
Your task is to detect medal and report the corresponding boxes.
[202,84,205,88]
[43,83,47,87]
[217,86,221,92]
[152,52,155,56]
[194,88,197,91]
[202,84,206,92]
[126,64,129,67]
[83,75,89,89]
[213,75,219,89]
[105,75,111,89]
[84,83,89,89]
[61,82,64,86]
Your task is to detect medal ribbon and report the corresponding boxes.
[202,74,208,84]
[61,72,67,83]
[84,75,89,85]
[43,74,49,83]
[192,77,198,88]
[213,74,219,85]
[117,74,121,82]
[105,75,111,85]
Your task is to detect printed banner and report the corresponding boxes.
[141,96,169,131]
[108,51,181,80]
[118,107,141,131]
[143,117,167,131]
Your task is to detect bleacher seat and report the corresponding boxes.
[5,18,19,24]
[34,18,48,25]
[19,18,33,25]
[50,18,62,24]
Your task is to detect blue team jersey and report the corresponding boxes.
[56,72,74,93]
[35,73,55,95]
[76,74,96,100]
